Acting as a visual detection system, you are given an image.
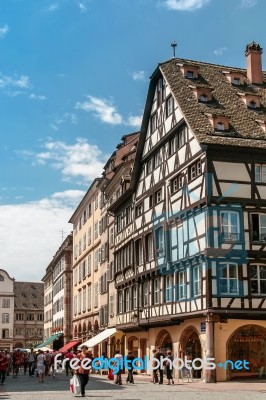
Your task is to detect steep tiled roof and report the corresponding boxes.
[14,281,44,310]
[160,58,266,148]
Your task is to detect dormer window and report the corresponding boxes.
[224,71,245,86]
[208,115,229,131]
[249,100,257,109]
[179,64,199,80]
[217,122,225,131]
[199,94,208,102]
[186,70,194,79]
[232,77,240,85]
[239,93,260,109]
[193,87,213,103]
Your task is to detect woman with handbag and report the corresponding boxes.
[76,345,91,397]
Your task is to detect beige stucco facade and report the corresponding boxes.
[0,269,14,351]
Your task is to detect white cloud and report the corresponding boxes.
[213,47,228,56]
[26,138,108,184]
[46,4,59,12]
[75,95,143,128]
[0,73,30,89]
[132,71,146,81]
[49,112,78,131]
[0,24,9,38]
[126,115,142,128]
[162,0,210,11]
[240,0,257,7]
[29,93,47,100]
[0,190,84,281]
[75,96,123,125]
[76,0,88,12]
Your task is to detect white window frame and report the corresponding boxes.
[255,164,266,183]
[154,278,160,304]
[165,275,173,302]
[220,211,240,241]
[219,263,239,295]
[178,271,186,300]
[192,265,201,297]
[250,264,266,295]
[143,282,149,307]
[132,286,137,309]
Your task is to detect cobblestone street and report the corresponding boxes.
[0,372,266,400]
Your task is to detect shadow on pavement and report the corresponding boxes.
[0,374,125,393]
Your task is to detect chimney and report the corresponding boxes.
[245,41,263,84]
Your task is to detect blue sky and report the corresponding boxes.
[0,0,265,280]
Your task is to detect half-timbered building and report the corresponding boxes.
[112,42,266,382]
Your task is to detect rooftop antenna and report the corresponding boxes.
[171,41,177,58]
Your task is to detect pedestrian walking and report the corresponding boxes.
[36,350,45,383]
[153,348,164,384]
[28,349,35,376]
[164,350,174,385]
[23,352,28,375]
[44,350,52,376]
[64,351,74,376]
[151,349,158,383]
[0,351,9,385]
[125,351,135,384]
[13,350,22,378]
[114,349,123,385]
[5,351,11,376]
[76,345,91,397]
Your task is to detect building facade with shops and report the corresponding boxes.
[111,42,266,382]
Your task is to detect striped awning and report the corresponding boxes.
[35,333,62,349]
[58,340,81,353]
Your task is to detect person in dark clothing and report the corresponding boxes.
[28,349,35,376]
[165,350,174,385]
[125,351,135,384]
[0,351,9,385]
[77,345,91,397]
[152,349,158,383]
[155,348,164,384]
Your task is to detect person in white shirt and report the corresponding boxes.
[114,350,123,385]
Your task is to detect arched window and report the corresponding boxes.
[0,275,4,281]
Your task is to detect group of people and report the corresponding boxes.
[152,348,174,385]
[0,349,59,385]
[0,346,175,394]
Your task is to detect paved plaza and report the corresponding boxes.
[0,372,266,400]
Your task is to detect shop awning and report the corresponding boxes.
[79,328,116,349]
[58,340,81,353]
[35,333,62,349]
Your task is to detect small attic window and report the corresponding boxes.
[199,94,208,102]
[232,77,240,85]
[216,122,225,131]
[186,70,194,79]
[249,100,257,109]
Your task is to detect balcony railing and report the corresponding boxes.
[221,232,241,242]
[252,233,266,242]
